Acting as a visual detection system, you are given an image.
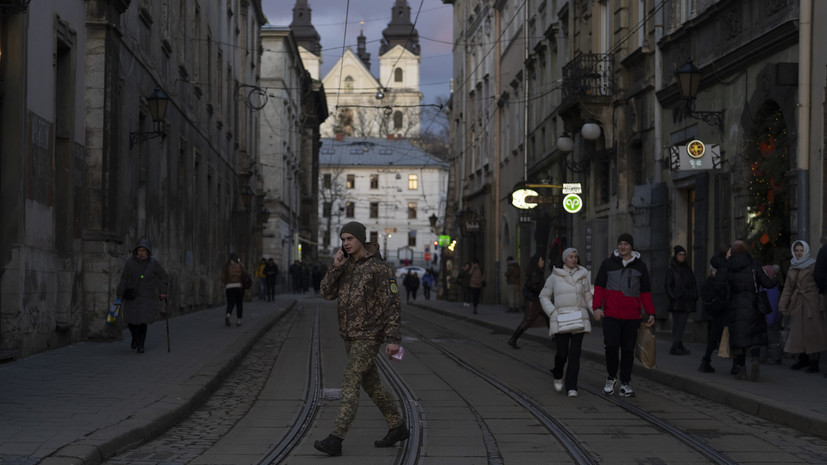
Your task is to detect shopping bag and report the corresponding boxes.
[718,326,731,358]
[106,301,121,327]
[635,322,656,369]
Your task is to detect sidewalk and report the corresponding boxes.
[0,297,297,465]
[410,299,827,440]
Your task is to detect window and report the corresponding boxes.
[323,173,332,188]
[370,174,379,189]
[408,174,418,190]
[323,202,332,217]
[370,231,378,243]
[370,202,379,218]
[407,202,417,219]
[347,174,355,189]
[346,201,355,218]
[344,76,354,93]
[393,111,403,129]
[395,67,403,82]
[408,229,417,247]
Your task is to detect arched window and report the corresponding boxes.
[393,111,403,129]
[394,68,403,82]
[344,76,354,93]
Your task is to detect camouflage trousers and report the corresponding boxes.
[332,339,403,438]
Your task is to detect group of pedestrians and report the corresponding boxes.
[457,260,485,314]
[254,257,279,301]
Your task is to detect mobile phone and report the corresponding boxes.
[341,246,348,258]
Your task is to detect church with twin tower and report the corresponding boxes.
[289,0,423,138]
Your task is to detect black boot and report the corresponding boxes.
[698,358,715,373]
[136,325,147,354]
[805,359,820,373]
[375,424,410,447]
[314,435,343,456]
[791,353,809,370]
[129,325,138,350]
[507,328,524,349]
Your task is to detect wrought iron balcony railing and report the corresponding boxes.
[562,52,615,99]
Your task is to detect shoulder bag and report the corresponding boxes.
[753,269,772,315]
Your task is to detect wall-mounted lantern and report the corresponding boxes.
[129,87,169,149]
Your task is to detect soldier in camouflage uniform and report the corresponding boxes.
[313,221,410,456]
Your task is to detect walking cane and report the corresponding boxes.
[164,298,171,353]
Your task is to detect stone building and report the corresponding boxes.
[443,0,827,340]
[0,0,267,360]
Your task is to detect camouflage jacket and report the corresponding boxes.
[320,242,402,343]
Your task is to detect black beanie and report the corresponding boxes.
[617,233,634,249]
[710,255,727,270]
[340,221,367,245]
[673,245,686,256]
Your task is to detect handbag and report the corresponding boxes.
[241,271,253,290]
[718,326,731,358]
[556,308,585,334]
[753,269,772,315]
[635,323,656,369]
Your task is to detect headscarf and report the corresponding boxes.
[790,240,816,270]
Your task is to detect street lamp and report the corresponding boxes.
[429,213,438,231]
[129,86,170,149]
[557,132,574,153]
[675,59,724,131]
[581,119,601,141]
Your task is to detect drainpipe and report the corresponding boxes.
[653,1,664,183]
[797,0,812,241]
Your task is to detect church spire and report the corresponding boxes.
[356,21,371,70]
[290,0,321,56]
[380,0,420,56]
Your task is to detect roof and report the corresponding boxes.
[319,138,449,169]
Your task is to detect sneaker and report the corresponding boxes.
[567,390,578,397]
[553,379,563,392]
[374,424,410,448]
[619,384,635,397]
[314,434,343,456]
[603,377,617,395]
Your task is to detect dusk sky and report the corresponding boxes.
[262,0,455,105]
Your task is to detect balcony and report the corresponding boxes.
[562,52,615,100]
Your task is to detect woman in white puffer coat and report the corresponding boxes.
[539,247,593,397]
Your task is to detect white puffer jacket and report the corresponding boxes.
[539,265,594,336]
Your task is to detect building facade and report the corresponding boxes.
[0,0,268,360]
[444,0,827,341]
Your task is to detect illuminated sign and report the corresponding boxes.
[511,188,539,209]
[563,194,583,213]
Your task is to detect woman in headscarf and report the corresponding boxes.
[539,248,593,397]
[779,240,827,373]
[116,239,169,353]
[507,253,547,348]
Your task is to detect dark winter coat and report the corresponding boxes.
[814,243,827,294]
[522,270,545,302]
[403,273,420,290]
[700,274,729,321]
[521,269,548,328]
[117,239,169,325]
[665,257,698,313]
[725,252,778,349]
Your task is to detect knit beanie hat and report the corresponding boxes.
[340,221,367,245]
[617,233,634,249]
[710,255,727,270]
[673,245,686,256]
[561,247,578,261]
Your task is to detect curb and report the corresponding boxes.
[39,301,296,465]
[410,301,827,441]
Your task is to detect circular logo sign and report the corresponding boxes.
[563,194,583,213]
[686,140,705,159]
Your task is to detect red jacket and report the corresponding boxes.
[593,251,655,319]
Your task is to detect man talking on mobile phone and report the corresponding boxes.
[314,221,409,456]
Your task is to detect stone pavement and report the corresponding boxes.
[409,298,827,440]
[0,297,297,465]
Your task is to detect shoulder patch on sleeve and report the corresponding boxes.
[389,277,399,294]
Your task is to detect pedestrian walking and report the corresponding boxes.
[725,240,778,381]
[592,233,655,397]
[698,253,729,373]
[289,260,302,294]
[255,258,267,300]
[779,240,827,373]
[403,270,420,301]
[505,256,521,313]
[116,239,169,354]
[314,221,408,456]
[421,269,435,299]
[539,248,593,397]
[507,253,547,349]
[468,260,484,314]
[220,252,247,327]
[458,263,471,308]
[264,258,278,301]
[665,245,698,355]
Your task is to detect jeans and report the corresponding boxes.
[225,287,244,318]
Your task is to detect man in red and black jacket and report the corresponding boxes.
[593,233,656,397]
